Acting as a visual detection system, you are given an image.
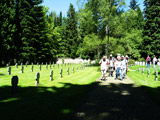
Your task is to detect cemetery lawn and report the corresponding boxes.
[0,65,101,120]
[128,65,160,104]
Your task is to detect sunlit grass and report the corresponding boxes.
[0,64,101,120]
[128,65,160,103]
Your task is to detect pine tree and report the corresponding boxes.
[59,12,62,26]
[129,0,139,10]
[142,0,160,57]
[66,3,78,58]
[136,6,144,29]
[0,0,15,65]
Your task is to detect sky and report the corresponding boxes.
[41,0,145,16]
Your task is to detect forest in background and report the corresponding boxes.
[0,0,159,66]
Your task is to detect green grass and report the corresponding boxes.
[128,65,160,103]
[0,64,101,120]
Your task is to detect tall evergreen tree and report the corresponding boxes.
[136,6,144,29]
[0,0,15,65]
[129,0,139,10]
[142,0,160,57]
[59,12,62,26]
[66,3,78,58]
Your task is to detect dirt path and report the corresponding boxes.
[69,75,160,120]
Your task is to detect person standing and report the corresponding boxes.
[99,56,108,81]
[125,55,129,74]
[153,55,157,68]
[109,54,114,77]
[146,55,151,68]
[115,56,122,80]
[121,56,126,79]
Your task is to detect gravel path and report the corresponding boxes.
[69,75,160,120]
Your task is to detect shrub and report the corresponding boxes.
[128,59,135,65]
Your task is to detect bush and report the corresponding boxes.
[128,59,135,65]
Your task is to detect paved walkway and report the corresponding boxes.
[70,74,160,120]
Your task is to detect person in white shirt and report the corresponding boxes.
[99,56,108,80]
[115,56,122,80]
[109,54,114,77]
[153,55,157,68]
[125,55,129,74]
[121,56,126,79]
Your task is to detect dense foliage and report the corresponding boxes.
[0,0,159,66]
[142,0,160,58]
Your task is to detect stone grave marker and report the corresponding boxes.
[143,62,145,66]
[147,70,150,77]
[60,68,62,78]
[50,70,53,81]
[77,66,78,71]
[16,63,18,68]
[31,64,33,72]
[11,76,18,94]
[25,62,27,68]
[67,67,69,75]
[35,72,40,86]
[155,71,158,81]
[46,62,48,70]
[142,68,144,74]
[50,62,51,69]
[21,64,24,73]
[53,63,54,69]
[39,64,41,71]
[8,66,11,75]
[72,67,74,73]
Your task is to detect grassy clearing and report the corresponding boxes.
[128,65,160,103]
[0,64,101,120]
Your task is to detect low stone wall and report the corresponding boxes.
[56,58,90,64]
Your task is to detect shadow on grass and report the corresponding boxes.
[70,82,160,120]
[0,73,5,76]
[0,83,96,120]
[0,82,160,120]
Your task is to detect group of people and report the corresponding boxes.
[146,55,160,68]
[99,54,129,81]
